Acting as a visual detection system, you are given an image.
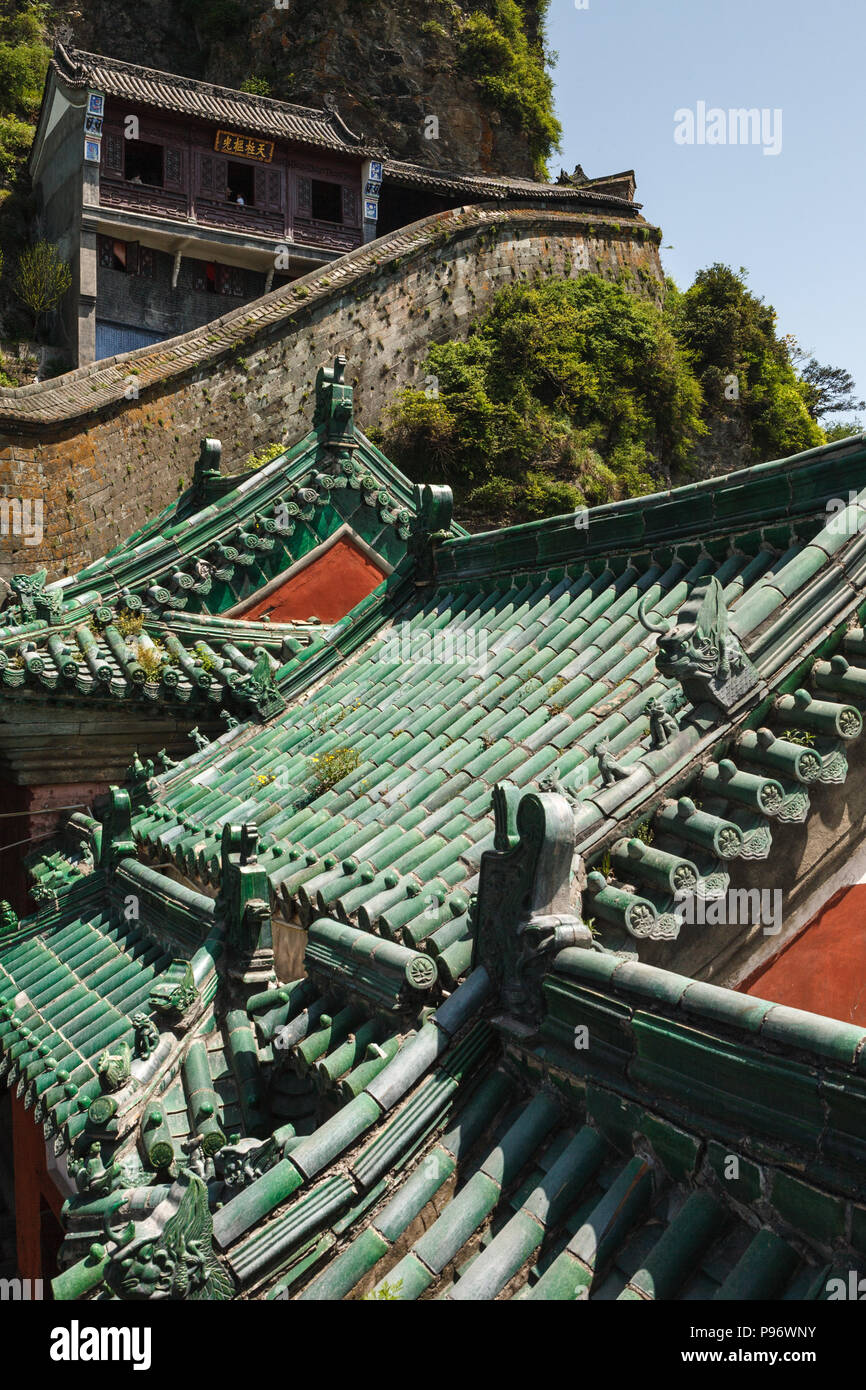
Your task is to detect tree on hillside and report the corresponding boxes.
[798,359,864,422]
[375,275,704,525]
[666,264,823,461]
[12,240,71,335]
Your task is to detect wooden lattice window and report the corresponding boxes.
[296,175,312,215]
[102,131,123,175]
[341,185,360,226]
[164,147,183,188]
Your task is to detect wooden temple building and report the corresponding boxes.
[30,44,636,365]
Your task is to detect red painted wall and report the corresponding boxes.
[10,1092,64,1283]
[741,883,866,1024]
[238,534,386,624]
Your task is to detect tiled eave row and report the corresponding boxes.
[132,458,866,972]
[1,429,418,638]
[50,44,374,154]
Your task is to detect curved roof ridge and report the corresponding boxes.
[51,41,373,151]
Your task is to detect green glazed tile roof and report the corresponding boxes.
[133,428,866,961]
[6,424,866,1301]
[0,876,170,1131]
[0,365,466,719]
[2,428,419,632]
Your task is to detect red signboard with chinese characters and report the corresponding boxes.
[214,130,274,162]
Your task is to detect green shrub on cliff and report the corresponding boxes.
[377,264,845,529]
[0,112,33,183]
[665,264,823,460]
[375,275,704,524]
[0,1,50,188]
[457,0,561,173]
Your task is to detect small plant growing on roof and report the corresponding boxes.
[634,818,655,845]
[195,645,217,672]
[307,747,361,794]
[137,642,170,681]
[244,441,284,472]
[782,727,816,747]
[115,612,144,638]
[251,772,276,787]
[362,1278,404,1301]
[598,849,612,879]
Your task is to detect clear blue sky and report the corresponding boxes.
[547,0,866,425]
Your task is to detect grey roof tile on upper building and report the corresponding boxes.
[384,159,640,210]
[51,43,377,155]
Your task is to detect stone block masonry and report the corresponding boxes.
[0,202,663,579]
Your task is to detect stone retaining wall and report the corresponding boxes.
[0,202,662,578]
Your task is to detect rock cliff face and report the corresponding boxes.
[64,0,552,176]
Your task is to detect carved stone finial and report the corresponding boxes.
[132,1012,160,1060]
[219,823,272,981]
[538,767,585,807]
[97,1040,132,1092]
[99,787,136,870]
[67,1140,124,1197]
[472,786,592,1022]
[645,696,679,749]
[314,355,355,447]
[492,780,521,852]
[0,901,18,936]
[9,568,63,623]
[408,483,453,585]
[125,749,155,801]
[237,648,284,720]
[638,576,761,714]
[191,438,226,507]
[149,959,197,1016]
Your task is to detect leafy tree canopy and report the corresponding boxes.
[375,274,705,525]
[0,0,50,122]
[665,263,823,460]
[376,264,853,529]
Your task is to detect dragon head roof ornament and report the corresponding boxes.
[103,1171,233,1300]
[638,576,762,715]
